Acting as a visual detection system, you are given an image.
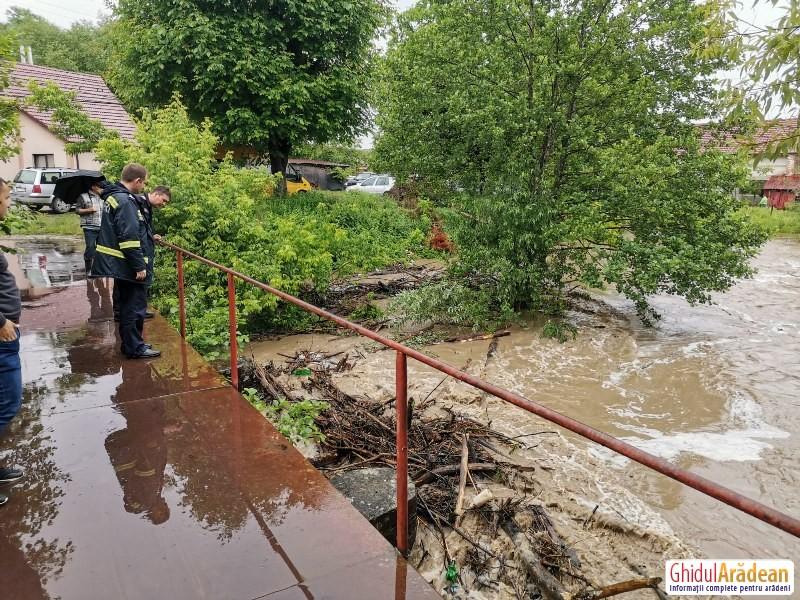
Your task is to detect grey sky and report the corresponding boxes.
[0,0,111,24]
[0,0,784,31]
[0,0,409,24]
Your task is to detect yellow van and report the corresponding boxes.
[285,164,313,194]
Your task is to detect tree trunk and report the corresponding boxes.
[268,136,292,196]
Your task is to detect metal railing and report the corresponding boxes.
[159,240,800,551]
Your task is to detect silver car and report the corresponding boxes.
[348,174,395,195]
[11,167,78,213]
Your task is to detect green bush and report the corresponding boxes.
[265,398,329,444]
[95,100,431,357]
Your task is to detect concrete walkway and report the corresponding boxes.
[0,280,440,600]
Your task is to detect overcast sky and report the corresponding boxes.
[0,0,408,24]
[0,0,782,27]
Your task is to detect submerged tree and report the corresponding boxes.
[111,0,383,180]
[376,0,767,323]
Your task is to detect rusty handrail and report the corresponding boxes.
[157,239,800,546]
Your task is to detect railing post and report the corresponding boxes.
[227,272,239,390]
[177,251,186,338]
[395,351,409,555]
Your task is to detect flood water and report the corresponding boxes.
[488,238,800,559]
[250,238,800,561]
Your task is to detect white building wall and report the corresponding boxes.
[751,157,790,181]
[0,111,102,181]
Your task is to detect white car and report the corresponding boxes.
[344,171,375,188]
[348,174,395,195]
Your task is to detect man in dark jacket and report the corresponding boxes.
[112,186,171,321]
[0,177,24,507]
[91,164,160,359]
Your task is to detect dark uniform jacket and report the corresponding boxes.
[90,182,155,285]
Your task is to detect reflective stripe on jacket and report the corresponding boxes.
[90,182,154,285]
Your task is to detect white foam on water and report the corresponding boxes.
[619,428,788,462]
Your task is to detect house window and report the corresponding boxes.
[33,154,55,168]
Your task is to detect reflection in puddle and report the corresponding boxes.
[4,236,85,300]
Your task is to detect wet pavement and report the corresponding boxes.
[1,280,440,600]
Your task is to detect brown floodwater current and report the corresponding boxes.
[251,239,800,562]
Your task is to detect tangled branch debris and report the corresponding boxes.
[240,355,666,600]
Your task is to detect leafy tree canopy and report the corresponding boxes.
[26,81,110,155]
[739,0,800,157]
[0,32,20,161]
[375,0,767,324]
[110,0,384,176]
[0,7,114,75]
[293,142,372,168]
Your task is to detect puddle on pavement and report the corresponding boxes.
[3,236,85,301]
[248,238,800,561]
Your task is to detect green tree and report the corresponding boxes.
[0,8,113,75]
[26,81,110,154]
[741,1,800,157]
[376,0,767,324]
[292,143,372,168]
[0,32,20,161]
[110,0,383,181]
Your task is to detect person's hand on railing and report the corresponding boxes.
[153,234,162,242]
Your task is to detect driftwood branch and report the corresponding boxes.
[253,360,292,400]
[582,578,663,600]
[440,330,511,344]
[454,434,470,522]
[414,462,497,486]
[501,517,566,600]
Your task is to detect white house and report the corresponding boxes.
[0,62,135,181]
[700,118,799,183]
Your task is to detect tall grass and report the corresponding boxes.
[18,211,82,236]
[740,204,800,236]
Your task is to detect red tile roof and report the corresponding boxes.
[3,63,135,140]
[699,118,798,154]
[764,174,800,191]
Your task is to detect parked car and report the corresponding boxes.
[284,164,314,194]
[344,171,375,188]
[348,174,395,195]
[11,167,78,213]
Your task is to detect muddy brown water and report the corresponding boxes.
[250,239,800,562]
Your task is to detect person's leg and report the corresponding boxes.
[132,283,148,342]
[0,328,24,489]
[82,228,99,273]
[0,330,21,436]
[113,279,121,321]
[118,280,149,357]
[145,285,154,319]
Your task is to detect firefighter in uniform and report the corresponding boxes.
[91,163,160,359]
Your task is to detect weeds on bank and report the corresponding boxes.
[243,388,328,444]
[740,205,800,235]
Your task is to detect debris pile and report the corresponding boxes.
[239,354,667,600]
